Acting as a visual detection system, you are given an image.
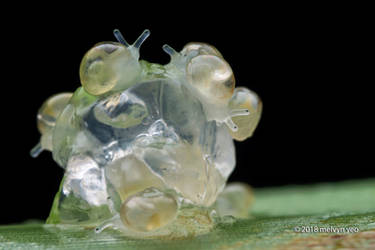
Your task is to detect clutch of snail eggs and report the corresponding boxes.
[31,29,262,238]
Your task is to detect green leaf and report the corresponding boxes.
[1,179,374,249]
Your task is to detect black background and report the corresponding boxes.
[0,6,370,224]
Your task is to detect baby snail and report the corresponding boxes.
[228,88,262,140]
[31,93,73,157]
[163,41,261,137]
[79,29,150,96]
[104,155,178,232]
[184,42,234,102]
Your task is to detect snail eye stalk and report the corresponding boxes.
[113,29,129,47]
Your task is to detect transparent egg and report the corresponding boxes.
[79,42,141,96]
[120,188,178,232]
[214,182,254,218]
[181,42,223,58]
[106,155,165,202]
[37,92,73,134]
[228,87,262,141]
[93,92,148,129]
[187,55,235,102]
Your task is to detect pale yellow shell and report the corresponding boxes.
[187,54,235,102]
[181,42,223,58]
[37,92,73,134]
[79,42,141,96]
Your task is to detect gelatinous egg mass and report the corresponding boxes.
[229,87,262,141]
[79,42,141,96]
[187,55,235,102]
[32,29,262,237]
